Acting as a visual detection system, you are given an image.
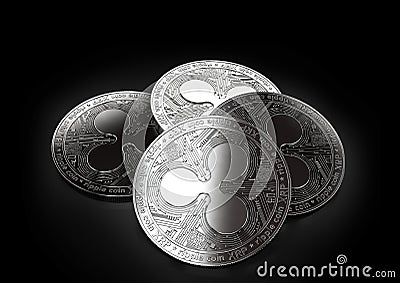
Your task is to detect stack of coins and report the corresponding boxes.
[51,60,345,266]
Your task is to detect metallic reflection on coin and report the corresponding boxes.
[51,91,157,199]
[133,116,290,266]
[212,92,345,215]
[122,89,161,190]
[151,60,280,130]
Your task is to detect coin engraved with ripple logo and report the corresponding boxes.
[51,91,157,199]
[133,116,290,266]
[151,60,280,130]
[212,92,345,215]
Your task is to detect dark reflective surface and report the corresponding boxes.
[89,109,126,171]
[285,156,309,187]
[268,115,302,145]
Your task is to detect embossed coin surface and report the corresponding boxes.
[151,60,280,130]
[51,91,157,199]
[212,92,345,215]
[133,116,290,266]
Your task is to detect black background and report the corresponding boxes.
[14,20,396,282]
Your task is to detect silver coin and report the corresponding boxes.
[51,91,155,199]
[212,92,345,215]
[133,116,290,266]
[151,60,280,130]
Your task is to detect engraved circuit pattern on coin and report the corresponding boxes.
[51,91,155,199]
[212,92,345,215]
[151,60,280,130]
[133,116,290,266]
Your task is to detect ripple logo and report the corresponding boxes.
[256,254,396,278]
